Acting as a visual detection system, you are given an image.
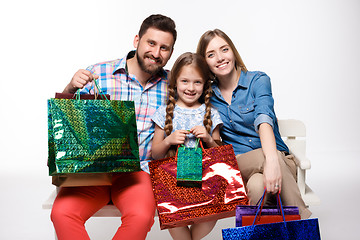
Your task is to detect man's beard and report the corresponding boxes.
[136,51,163,76]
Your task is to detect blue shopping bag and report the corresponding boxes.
[222,218,321,240]
[222,190,321,240]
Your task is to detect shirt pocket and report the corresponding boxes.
[238,103,255,126]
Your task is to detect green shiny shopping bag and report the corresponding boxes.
[176,139,203,187]
[47,88,140,176]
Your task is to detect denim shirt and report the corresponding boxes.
[210,71,288,155]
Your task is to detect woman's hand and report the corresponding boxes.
[263,155,282,194]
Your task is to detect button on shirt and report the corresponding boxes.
[210,71,288,155]
[80,51,168,173]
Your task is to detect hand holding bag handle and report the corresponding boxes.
[75,79,111,102]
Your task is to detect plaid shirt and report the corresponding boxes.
[81,51,169,173]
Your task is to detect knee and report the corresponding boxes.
[50,205,66,224]
[122,208,155,230]
[50,203,85,225]
[246,173,264,205]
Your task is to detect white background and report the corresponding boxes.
[0,0,359,239]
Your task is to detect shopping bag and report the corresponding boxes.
[222,218,321,240]
[149,144,248,230]
[236,190,300,227]
[222,190,320,240]
[176,139,203,187]
[50,91,114,186]
[48,81,141,180]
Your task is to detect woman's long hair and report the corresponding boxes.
[164,52,213,156]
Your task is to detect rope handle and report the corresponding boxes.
[75,79,111,103]
[180,138,203,149]
[252,189,286,226]
[178,138,205,151]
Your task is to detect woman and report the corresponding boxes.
[196,29,311,218]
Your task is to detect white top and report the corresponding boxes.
[152,104,223,147]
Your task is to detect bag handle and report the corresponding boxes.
[179,138,204,149]
[254,189,283,213]
[175,138,205,162]
[252,189,286,226]
[75,79,111,103]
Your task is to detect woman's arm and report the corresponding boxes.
[258,122,282,194]
[151,124,189,159]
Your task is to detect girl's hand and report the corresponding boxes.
[263,155,282,194]
[190,126,213,144]
[165,130,189,146]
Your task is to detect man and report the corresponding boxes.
[51,14,177,240]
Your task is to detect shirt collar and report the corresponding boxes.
[237,70,250,89]
[112,50,167,79]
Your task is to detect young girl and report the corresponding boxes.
[151,52,223,240]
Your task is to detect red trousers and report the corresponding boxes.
[51,171,156,240]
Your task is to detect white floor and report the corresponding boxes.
[0,151,359,240]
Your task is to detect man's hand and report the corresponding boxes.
[63,69,99,94]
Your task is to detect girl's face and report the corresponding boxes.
[204,36,236,78]
[175,65,204,108]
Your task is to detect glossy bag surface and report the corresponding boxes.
[236,205,300,227]
[48,97,140,176]
[149,144,248,229]
[223,190,320,240]
[176,140,203,187]
[222,218,321,240]
[237,190,300,226]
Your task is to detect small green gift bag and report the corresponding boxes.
[48,81,140,178]
[176,139,203,187]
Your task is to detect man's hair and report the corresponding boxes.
[138,14,177,45]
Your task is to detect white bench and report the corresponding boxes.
[42,119,320,218]
[278,119,320,206]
